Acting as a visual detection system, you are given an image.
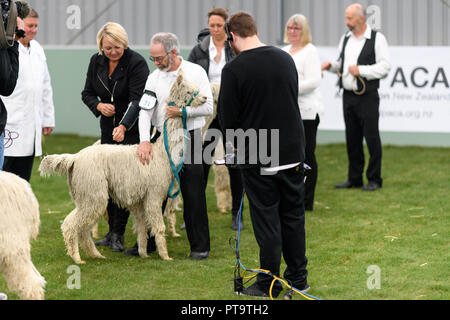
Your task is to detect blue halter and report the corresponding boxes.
[163,90,199,198]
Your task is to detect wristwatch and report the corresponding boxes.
[179,107,183,117]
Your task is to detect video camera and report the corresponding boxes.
[0,0,30,48]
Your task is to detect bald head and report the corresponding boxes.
[345,3,366,34]
[347,3,366,19]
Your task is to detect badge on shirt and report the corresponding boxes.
[139,90,158,110]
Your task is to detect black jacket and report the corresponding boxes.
[187,31,234,75]
[0,41,19,134]
[81,48,149,144]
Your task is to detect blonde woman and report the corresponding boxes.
[81,22,149,252]
[282,14,323,211]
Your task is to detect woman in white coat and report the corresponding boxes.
[282,14,323,211]
[1,9,54,181]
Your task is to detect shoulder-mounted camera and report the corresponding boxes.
[0,0,30,48]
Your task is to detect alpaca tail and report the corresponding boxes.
[38,153,76,177]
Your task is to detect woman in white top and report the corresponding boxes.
[188,8,244,230]
[283,14,323,211]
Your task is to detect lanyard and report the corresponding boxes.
[97,73,118,125]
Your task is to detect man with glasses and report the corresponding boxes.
[133,32,213,260]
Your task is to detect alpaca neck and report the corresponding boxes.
[163,117,186,168]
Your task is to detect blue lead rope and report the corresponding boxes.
[163,104,187,199]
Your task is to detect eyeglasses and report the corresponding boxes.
[287,26,302,32]
[149,53,168,63]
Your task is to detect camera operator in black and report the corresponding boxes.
[0,38,18,135]
[0,0,27,170]
[218,12,309,298]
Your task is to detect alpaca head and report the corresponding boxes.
[168,70,207,108]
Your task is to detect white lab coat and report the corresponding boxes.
[1,40,55,157]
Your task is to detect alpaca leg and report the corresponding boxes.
[154,231,172,261]
[164,198,180,238]
[78,204,108,260]
[131,208,149,258]
[1,253,46,300]
[214,164,232,213]
[79,225,106,259]
[166,211,180,238]
[91,222,99,239]
[149,210,172,261]
[61,208,85,264]
[173,196,183,211]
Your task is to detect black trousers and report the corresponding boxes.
[181,129,210,252]
[303,115,320,210]
[157,128,210,253]
[343,90,382,186]
[202,117,244,217]
[3,155,35,182]
[241,165,308,292]
[107,199,129,235]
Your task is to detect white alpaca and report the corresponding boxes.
[0,171,46,300]
[39,71,206,264]
[89,137,180,240]
[203,83,232,213]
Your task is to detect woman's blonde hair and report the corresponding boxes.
[96,22,129,54]
[283,14,312,46]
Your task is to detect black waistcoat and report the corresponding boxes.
[339,30,379,92]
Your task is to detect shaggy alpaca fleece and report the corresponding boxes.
[203,82,232,213]
[39,71,206,264]
[0,171,46,300]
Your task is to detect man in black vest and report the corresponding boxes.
[322,3,391,191]
[218,11,309,298]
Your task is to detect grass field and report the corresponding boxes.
[1,134,449,300]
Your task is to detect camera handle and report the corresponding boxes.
[0,0,18,48]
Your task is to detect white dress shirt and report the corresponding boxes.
[1,40,55,157]
[208,38,226,84]
[282,43,323,120]
[139,57,213,142]
[330,24,391,91]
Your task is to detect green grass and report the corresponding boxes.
[1,134,449,300]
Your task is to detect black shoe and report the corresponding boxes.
[239,282,279,299]
[232,214,244,231]
[283,282,311,300]
[334,181,363,189]
[94,232,111,247]
[189,251,209,260]
[124,239,156,256]
[362,181,382,191]
[110,233,124,252]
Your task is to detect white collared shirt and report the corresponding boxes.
[138,57,213,141]
[330,24,391,91]
[208,39,226,84]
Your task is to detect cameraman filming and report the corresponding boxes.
[0,16,23,170]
